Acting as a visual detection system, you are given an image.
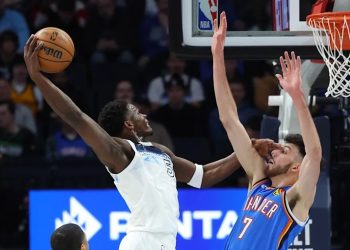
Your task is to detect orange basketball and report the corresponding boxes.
[35,27,75,73]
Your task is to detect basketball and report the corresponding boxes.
[34,27,75,73]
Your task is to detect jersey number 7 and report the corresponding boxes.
[238,217,253,239]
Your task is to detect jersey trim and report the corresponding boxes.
[250,177,270,191]
[105,140,140,180]
[278,191,295,249]
[284,191,308,226]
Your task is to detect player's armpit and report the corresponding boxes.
[73,113,133,173]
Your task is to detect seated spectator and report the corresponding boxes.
[0,75,36,134]
[209,77,261,158]
[147,53,205,110]
[85,0,137,64]
[38,0,87,61]
[138,0,169,72]
[0,30,19,79]
[9,55,43,116]
[0,100,39,159]
[151,74,204,138]
[202,59,245,109]
[114,79,135,103]
[38,71,89,140]
[46,116,92,160]
[113,79,174,150]
[0,0,29,53]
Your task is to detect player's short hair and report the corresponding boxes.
[285,134,306,158]
[50,223,85,250]
[98,100,129,137]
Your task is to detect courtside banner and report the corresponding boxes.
[30,189,246,250]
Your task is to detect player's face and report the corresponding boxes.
[264,143,301,177]
[127,104,153,137]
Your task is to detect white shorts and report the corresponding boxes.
[119,232,176,250]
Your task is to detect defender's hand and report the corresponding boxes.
[252,138,282,159]
[211,12,227,55]
[275,51,303,98]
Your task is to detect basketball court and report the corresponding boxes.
[168,0,350,249]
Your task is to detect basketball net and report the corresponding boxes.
[307,13,350,97]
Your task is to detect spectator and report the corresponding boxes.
[0,0,29,53]
[9,55,43,116]
[38,0,87,61]
[114,79,174,150]
[37,70,89,141]
[209,77,260,158]
[46,116,92,160]
[0,100,39,159]
[0,30,19,79]
[147,53,205,110]
[114,79,135,103]
[85,0,137,64]
[138,0,169,72]
[202,59,244,109]
[151,73,204,138]
[0,75,36,134]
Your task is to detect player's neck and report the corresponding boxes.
[121,130,142,144]
[270,174,296,188]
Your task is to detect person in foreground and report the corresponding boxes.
[51,223,88,250]
[211,12,322,250]
[24,36,280,249]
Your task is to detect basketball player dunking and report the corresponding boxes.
[24,35,280,249]
[211,13,322,249]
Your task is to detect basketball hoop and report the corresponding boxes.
[307,11,350,97]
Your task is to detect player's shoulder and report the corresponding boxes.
[150,142,175,157]
[111,137,135,155]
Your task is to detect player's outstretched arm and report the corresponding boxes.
[276,52,322,220]
[24,35,131,173]
[211,12,265,187]
[155,139,281,188]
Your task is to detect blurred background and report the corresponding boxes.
[0,0,348,249]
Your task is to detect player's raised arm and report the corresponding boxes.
[24,35,131,173]
[211,12,266,187]
[155,139,282,188]
[276,52,322,221]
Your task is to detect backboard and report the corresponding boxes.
[169,0,326,59]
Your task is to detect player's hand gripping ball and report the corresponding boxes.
[35,27,75,73]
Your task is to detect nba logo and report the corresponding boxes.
[198,0,218,31]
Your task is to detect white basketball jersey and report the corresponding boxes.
[106,140,179,236]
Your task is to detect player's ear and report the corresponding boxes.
[291,163,301,172]
[124,120,134,130]
[81,240,88,250]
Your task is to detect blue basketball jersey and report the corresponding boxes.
[225,178,308,250]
